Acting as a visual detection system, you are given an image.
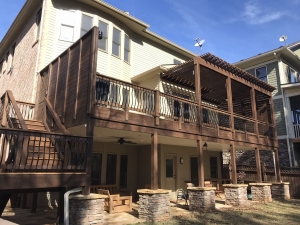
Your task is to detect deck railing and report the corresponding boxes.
[94,75,276,139]
[293,124,300,138]
[0,128,91,171]
[16,101,35,120]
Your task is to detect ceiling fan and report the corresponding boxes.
[117,138,137,145]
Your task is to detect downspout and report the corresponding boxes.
[64,187,82,225]
[274,52,293,167]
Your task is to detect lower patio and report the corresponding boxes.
[2,198,300,225]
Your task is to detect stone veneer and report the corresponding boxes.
[223,184,248,207]
[271,182,290,200]
[249,183,272,203]
[137,189,171,223]
[188,187,216,212]
[69,193,107,225]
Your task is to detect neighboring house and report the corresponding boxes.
[0,0,279,215]
[234,41,300,167]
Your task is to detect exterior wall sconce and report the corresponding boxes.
[180,157,183,164]
[203,142,208,151]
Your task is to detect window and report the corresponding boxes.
[91,153,102,185]
[210,157,218,178]
[119,155,128,188]
[98,21,108,51]
[174,59,181,65]
[5,52,9,71]
[124,34,130,63]
[112,28,121,57]
[60,10,75,42]
[80,14,93,37]
[36,9,42,39]
[255,66,267,83]
[288,68,299,83]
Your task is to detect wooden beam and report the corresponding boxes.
[251,87,259,141]
[53,57,61,111]
[74,39,82,120]
[274,150,281,182]
[0,173,87,190]
[57,187,66,224]
[226,77,234,138]
[230,143,237,184]
[194,59,202,133]
[63,49,71,124]
[83,117,94,195]
[1,93,8,127]
[255,147,262,183]
[197,136,204,187]
[154,90,160,126]
[151,129,158,190]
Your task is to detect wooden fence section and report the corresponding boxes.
[38,27,98,129]
[223,164,300,198]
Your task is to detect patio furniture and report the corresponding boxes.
[90,184,132,196]
[176,189,188,206]
[97,189,132,214]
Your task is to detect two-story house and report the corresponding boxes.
[234,41,300,167]
[0,0,280,217]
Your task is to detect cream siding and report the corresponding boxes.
[97,50,110,75]
[137,76,160,90]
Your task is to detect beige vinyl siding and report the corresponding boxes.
[137,76,160,90]
[123,62,131,82]
[97,50,109,75]
[110,56,122,78]
[131,34,190,77]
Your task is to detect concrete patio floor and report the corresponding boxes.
[1,199,232,225]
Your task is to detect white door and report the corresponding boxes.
[165,155,176,192]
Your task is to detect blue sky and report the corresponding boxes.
[1,0,299,63]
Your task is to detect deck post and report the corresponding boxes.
[226,77,234,138]
[194,58,202,133]
[274,150,281,182]
[151,129,158,190]
[230,143,237,184]
[250,87,259,141]
[255,147,262,183]
[197,137,204,187]
[1,92,9,127]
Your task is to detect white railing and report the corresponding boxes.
[293,124,300,138]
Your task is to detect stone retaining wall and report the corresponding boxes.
[138,189,170,223]
[223,184,248,207]
[188,187,215,212]
[271,183,290,200]
[69,194,106,225]
[249,183,272,203]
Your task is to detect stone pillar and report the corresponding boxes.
[271,182,290,200]
[223,184,248,207]
[188,187,216,212]
[249,183,272,203]
[137,189,170,223]
[69,194,107,225]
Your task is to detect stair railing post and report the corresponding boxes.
[1,92,9,127]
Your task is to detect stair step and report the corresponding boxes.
[28,127,48,132]
[26,124,46,130]
[25,120,44,126]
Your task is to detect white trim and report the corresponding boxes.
[242,59,277,71]
[285,90,300,97]
[277,135,287,140]
[273,95,283,100]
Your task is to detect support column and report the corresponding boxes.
[250,88,259,140]
[83,117,94,195]
[274,150,281,182]
[151,129,158,190]
[226,77,234,139]
[194,59,202,133]
[230,143,237,184]
[197,137,204,187]
[255,148,262,183]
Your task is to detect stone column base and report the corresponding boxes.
[271,182,290,200]
[69,193,107,225]
[137,189,171,223]
[249,183,272,203]
[188,187,216,212]
[223,184,248,207]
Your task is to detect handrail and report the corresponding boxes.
[2,90,28,130]
[44,98,70,134]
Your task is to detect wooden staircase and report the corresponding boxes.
[24,120,62,168]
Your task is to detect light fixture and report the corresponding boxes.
[203,142,208,151]
[180,157,183,164]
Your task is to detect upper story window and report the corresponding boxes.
[174,59,181,65]
[98,21,108,51]
[255,66,267,83]
[81,14,93,37]
[288,68,299,83]
[36,9,42,40]
[10,43,16,70]
[124,34,130,63]
[112,28,121,57]
[5,52,9,71]
[60,10,75,42]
